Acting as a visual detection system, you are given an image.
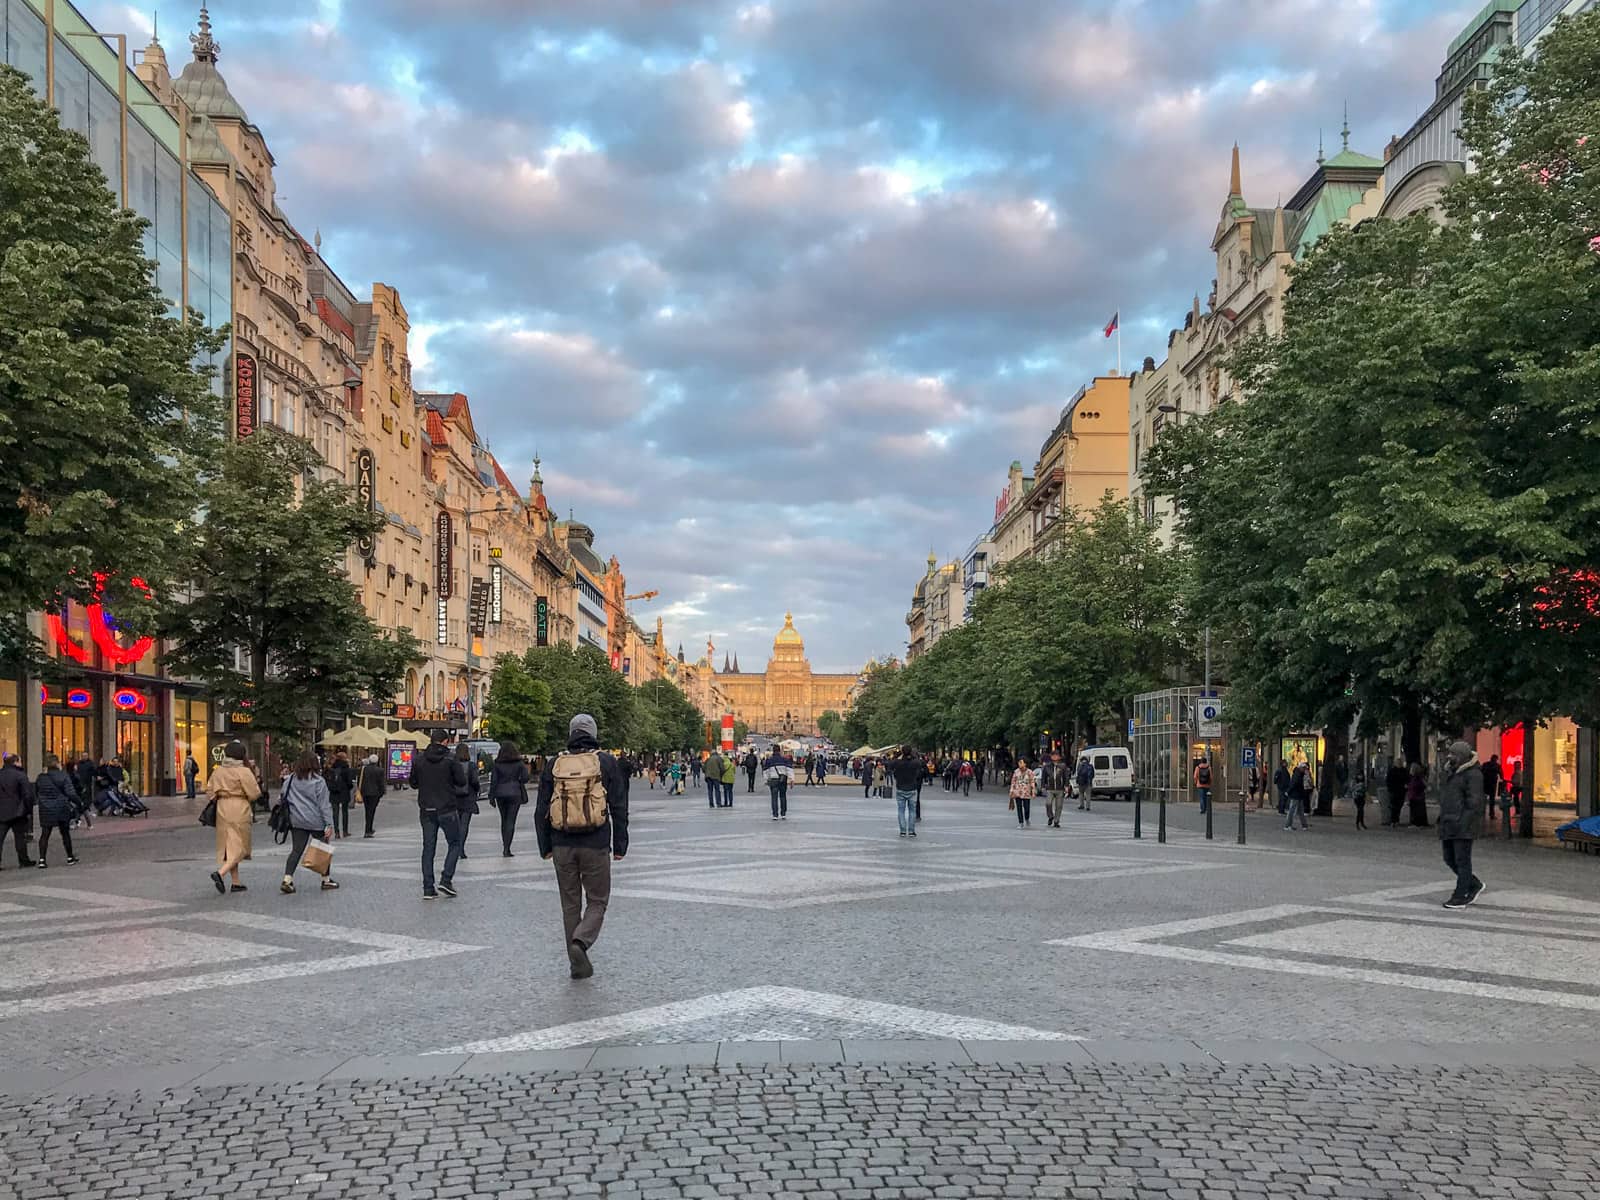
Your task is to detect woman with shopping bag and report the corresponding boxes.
[279,749,339,894]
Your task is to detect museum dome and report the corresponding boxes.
[774,612,804,648]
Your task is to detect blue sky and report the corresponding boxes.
[98,0,1474,671]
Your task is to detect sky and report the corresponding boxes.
[96,0,1474,672]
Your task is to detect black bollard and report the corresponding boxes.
[1238,785,1247,846]
[1205,795,1214,840]
[1133,785,1142,839]
[1158,791,1167,843]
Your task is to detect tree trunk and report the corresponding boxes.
[1401,700,1422,768]
[1315,725,1346,817]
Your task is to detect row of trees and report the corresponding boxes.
[845,498,1196,753]
[483,644,707,754]
[1142,12,1600,755]
[2,64,413,741]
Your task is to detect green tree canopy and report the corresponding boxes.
[522,642,639,752]
[635,676,703,751]
[158,429,420,736]
[483,652,554,750]
[0,64,224,657]
[1143,9,1600,738]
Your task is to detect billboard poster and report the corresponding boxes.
[386,738,417,784]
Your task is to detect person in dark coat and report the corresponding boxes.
[183,751,200,799]
[455,742,481,859]
[1405,762,1430,827]
[1481,753,1502,819]
[536,713,629,979]
[325,750,355,839]
[1384,760,1407,826]
[1438,740,1486,908]
[356,753,386,838]
[409,731,466,898]
[1274,761,1292,814]
[490,740,531,857]
[33,755,83,867]
[744,748,759,793]
[0,753,36,868]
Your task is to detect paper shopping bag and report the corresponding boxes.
[301,838,333,877]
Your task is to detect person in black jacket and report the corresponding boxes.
[536,713,628,979]
[408,731,466,899]
[744,748,759,793]
[325,750,355,839]
[34,755,83,867]
[455,742,481,859]
[490,740,531,857]
[356,753,386,838]
[0,753,36,868]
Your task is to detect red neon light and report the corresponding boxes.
[66,688,92,709]
[48,574,155,667]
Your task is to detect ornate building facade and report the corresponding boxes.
[716,616,858,737]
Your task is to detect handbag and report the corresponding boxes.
[1008,796,1015,811]
[269,779,294,843]
[301,837,333,877]
[198,797,218,827]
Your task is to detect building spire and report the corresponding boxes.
[191,3,219,63]
[1228,142,1242,197]
[1341,101,1350,151]
[1317,128,1324,166]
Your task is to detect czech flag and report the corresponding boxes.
[1103,311,1119,338]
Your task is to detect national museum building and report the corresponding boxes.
[714,615,858,737]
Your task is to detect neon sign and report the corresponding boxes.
[67,688,92,709]
[113,689,148,715]
[48,574,156,667]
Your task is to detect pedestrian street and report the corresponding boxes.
[3,785,1600,1198]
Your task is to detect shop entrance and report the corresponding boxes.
[43,711,93,766]
[116,718,156,795]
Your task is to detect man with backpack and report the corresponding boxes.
[409,730,467,899]
[1193,754,1213,815]
[536,713,629,979]
[1074,755,1095,811]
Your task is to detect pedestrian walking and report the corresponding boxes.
[1405,762,1430,827]
[890,745,922,837]
[720,750,737,807]
[1284,760,1311,830]
[1010,755,1036,827]
[763,744,794,819]
[357,752,385,837]
[206,741,258,894]
[744,747,759,792]
[975,756,986,791]
[1352,780,1369,829]
[1277,761,1294,815]
[279,750,337,894]
[410,730,466,899]
[1040,751,1069,828]
[1193,754,1212,815]
[1074,754,1095,811]
[536,713,629,980]
[705,750,725,809]
[183,751,200,800]
[33,755,82,867]
[1384,760,1407,825]
[1439,740,1487,908]
[959,759,973,796]
[1481,753,1502,820]
[690,755,702,787]
[872,759,887,798]
[0,752,35,869]
[455,742,481,858]
[489,741,530,856]
[326,750,355,839]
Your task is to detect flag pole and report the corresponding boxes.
[1116,310,1123,376]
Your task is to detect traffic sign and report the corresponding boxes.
[1196,697,1224,739]
[1241,745,1257,768]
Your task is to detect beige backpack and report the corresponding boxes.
[549,751,608,831]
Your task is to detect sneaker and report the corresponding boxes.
[36,859,46,869]
[66,856,78,865]
[773,816,780,821]
[568,939,594,980]
[280,878,296,894]
[438,881,457,898]
[320,878,340,891]
[1442,895,1469,909]
[781,815,788,820]
[362,833,374,839]
[1467,882,1486,905]
[899,831,906,837]
[502,850,515,858]
[909,830,917,837]
[230,884,248,893]
[211,870,225,895]
[423,889,438,900]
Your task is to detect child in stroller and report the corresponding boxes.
[94,757,149,816]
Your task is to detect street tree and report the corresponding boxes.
[484,652,553,749]
[0,64,225,660]
[816,710,845,744]
[635,676,703,751]
[1143,9,1600,772]
[522,643,638,752]
[159,429,420,737]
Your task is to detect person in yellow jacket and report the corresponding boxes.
[720,749,737,807]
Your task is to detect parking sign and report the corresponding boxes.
[1241,745,1256,768]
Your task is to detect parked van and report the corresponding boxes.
[1078,746,1134,801]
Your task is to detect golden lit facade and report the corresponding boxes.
[717,615,858,737]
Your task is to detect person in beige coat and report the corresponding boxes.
[208,740,259,894]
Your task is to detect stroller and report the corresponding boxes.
[95,784,149,816]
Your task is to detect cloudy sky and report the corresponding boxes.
[100,0,1471,671]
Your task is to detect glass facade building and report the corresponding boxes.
[4,0,232,793]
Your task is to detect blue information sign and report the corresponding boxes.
[1241,746,1257,768]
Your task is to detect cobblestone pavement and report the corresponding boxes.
[3,1059,1597,1200]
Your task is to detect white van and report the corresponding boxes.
[1078,746,1134,801]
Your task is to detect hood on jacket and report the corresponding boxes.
[569,713,599,747]
[1448,740,1479,772]
[422,743,452,764]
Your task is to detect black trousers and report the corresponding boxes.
[499,799,522,851]
[362,797,380,836]
[331,798,351,837]
[39,821,73,860]
[746,770,757,793]
[1443,838,1481,899]
[284,827,314,875]
[2,816,30,865]
[1014,794,1031,824]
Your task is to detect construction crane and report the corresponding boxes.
[624,590,659,604]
